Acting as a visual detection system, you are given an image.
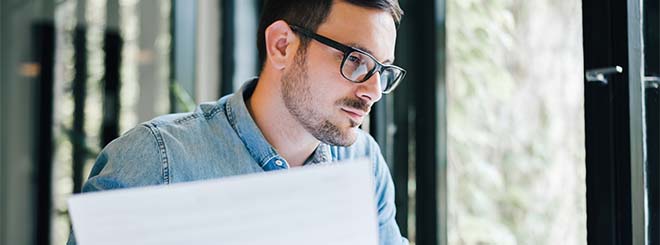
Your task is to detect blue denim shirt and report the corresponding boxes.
[68,79,408,245]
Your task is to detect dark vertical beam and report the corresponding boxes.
[220,0,235,96]
[254,0,264,80]
[582,0,633,243]
[644,0,660,243]
[370,98,393,164]
[101,31,122,146]
[255,0,265,75]
[370,1,421,238]
[31,21,55,245]
[169,0,177,113]
[370,90,404,234]
[398,0,446,244]
[72,27,87,195]
[392,78,410,236]
[645,85,659,245]
[645,0,659,77]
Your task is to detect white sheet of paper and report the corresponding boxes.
[68,159,378,245]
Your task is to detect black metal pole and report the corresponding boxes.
[645,87,659,245]
[370,87,405,235]
[644,0,659,76]
[391,77,410,237]
[32,21,55,245]
[220,0,235,96]
[644,0,659,242]
[101,30,122,147]
[582,0,633,243]
[169,0,177,113]
[398,0,447,244]
[72,26,87,195]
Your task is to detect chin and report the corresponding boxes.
[342,128,359,146]
[314,119,360,146]
[323,128,358,147]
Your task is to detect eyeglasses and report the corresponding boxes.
[289,24,406,94]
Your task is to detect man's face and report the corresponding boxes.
[280,1,398,146]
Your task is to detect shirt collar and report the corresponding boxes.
[225,78,332,169]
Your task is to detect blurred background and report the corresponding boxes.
[1,0,658,245]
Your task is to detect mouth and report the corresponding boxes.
[341,107,367,122]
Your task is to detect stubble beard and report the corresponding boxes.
[281,48,358,146]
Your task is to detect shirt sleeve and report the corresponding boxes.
[67,124,167,245]
[370,137,410,245]
[86,124,167,190]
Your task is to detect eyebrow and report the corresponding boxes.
[347,43,394,65]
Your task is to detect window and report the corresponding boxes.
[446,0,587,243]
[51,1,171,243]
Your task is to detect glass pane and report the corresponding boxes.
[51,1,171,244]
[446,0,586,244]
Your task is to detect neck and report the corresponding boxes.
[247,76,319,167]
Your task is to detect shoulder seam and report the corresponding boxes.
[170,103,225,125]
[142,123,171,184]
[204,105,224,120]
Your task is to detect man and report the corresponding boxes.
[68,0,408,244]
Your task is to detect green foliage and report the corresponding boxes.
[171,81,196,112]
[446,0,586,244]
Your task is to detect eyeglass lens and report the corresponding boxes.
[341,51,402,92]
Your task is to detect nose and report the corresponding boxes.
[355,73,383,103]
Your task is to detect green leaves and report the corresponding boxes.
[446,0,586,243]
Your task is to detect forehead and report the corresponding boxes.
[315,1,398,63]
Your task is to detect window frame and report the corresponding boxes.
[581,0,647,244]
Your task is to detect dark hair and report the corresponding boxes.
[257,0,403,66]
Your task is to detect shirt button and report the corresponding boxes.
[275,159,284,166]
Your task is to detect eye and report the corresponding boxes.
[347,53,362,64]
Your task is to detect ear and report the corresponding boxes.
[264,20,298,71]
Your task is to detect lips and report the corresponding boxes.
[342,107,365,117]
[341,107,367,122]
[337,97,370,124]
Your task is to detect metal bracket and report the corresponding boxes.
[645,76,660,89]
[585,66,624,85]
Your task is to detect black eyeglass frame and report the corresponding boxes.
[289,24,406,94]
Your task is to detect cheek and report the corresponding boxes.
[308,63,354,92]
[303,49,357,103]
[306,72,351,109]
[305,48,346,83]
